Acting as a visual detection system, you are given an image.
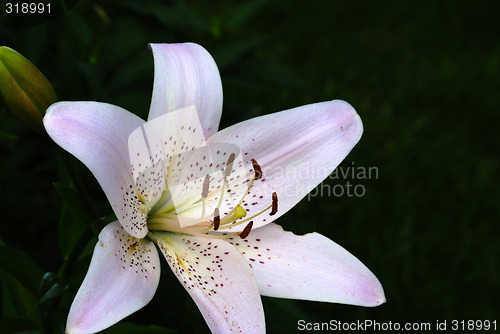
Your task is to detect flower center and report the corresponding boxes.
[146,154,277,240]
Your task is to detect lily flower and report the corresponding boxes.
[43,43,385,334]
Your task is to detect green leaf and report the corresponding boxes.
[122,1,205,35]
[223,0,271,30]
[240,59,308,90]
[102,322,177,334]
[53,182,93,224]
[106,51,153,96]
[0,272,41,324]
[0,129,18,141]
[0,245,44,293]
[65,252,93,288]
[0,317,40,334]
[212,36,269,70]
[57,224,94,284]
[36,272,68,305]
[0,110,19,141]
[58,204,87,259]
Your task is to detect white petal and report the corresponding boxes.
[154,232,265,333]
[230,223,385,307]
[148,43,223,138]
[66,222,161,334]
[44,102,157,238]
[209,100,363,230]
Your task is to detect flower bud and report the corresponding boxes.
[0,46,57,133]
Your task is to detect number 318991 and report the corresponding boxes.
[6,2,51,14]
[451,320,497,331]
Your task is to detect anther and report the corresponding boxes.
[213,208,220,231]
[270,192,278,216]
[202,174,210,198]
[251,159,263,180]
[239,221,253,239]
[225,153,236,177]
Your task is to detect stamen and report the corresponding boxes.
[225,153,236,177]
[201,174,210,198]
[200,174,211,217]
[213,207,220,231]
[270,192,278,216]
[239,221,253,239]
[234,158,264,208]
[251,159,263,180]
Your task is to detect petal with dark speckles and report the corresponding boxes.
[231,223,385,307]
[156,232,265,334]
[44,102,150,239]
[66,221,161,334]
[209,100,363,231]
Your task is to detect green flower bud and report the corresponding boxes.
[0,46,58,133]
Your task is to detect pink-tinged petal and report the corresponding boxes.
[44,102,155,238]
[209,100,363,231]
[231,223,385,307]
[148,43,223,138]
[153,232,265,333]
[66,221,161,334]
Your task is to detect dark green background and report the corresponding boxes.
[1,0,498,333]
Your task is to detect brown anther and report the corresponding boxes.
[251,159,263,180]
[239,221,253,239]
[213,208,220,231]
[270,192,278,216]
[225,153,236,177]
[202,174,210,198]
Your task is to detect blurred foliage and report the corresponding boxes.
[1,0,499,333]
